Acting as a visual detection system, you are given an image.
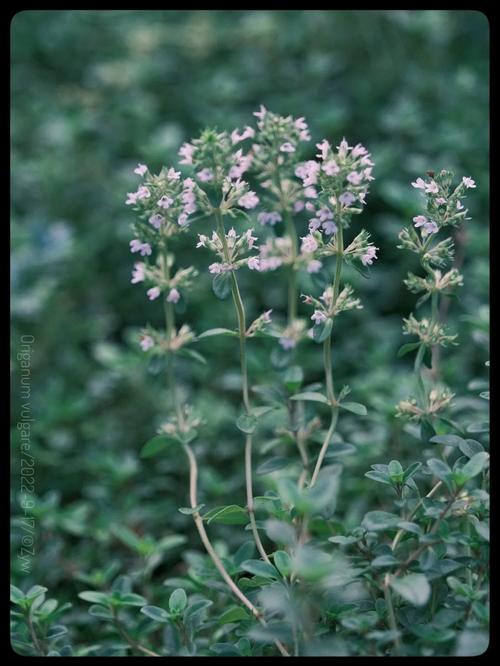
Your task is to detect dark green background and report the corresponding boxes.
[11,9,489,646]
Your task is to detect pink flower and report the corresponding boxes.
[134,163,148,176]
[339,192,355,206]
[131,262,145,283]
[280,142,296,153]
[279,337,296,350]
[257,211,282,226]
[253,104,267,120]
[301,234,318,253]
[311,310,327,325]
[197,168,214,182]
[307,260,322,273]
[322,159,340,176]
[167,168,181,181]
[304,186,318,199]
[149,214,165,229]
[130,240,152,256]
[411,177,427,190]
[322,221,337,235]
[247,256,260,270]
[316,140,330,161]
[167,288,180,303]
[425,180,439,194]
[238,191,259,209]
[147,287,161,300]
[231,126,255,144]
[158,195,174,209]
[140,335,154,351]
[179,142,195,165]
[136,186,151,200]
[462,176,476,189]
[347,171,363,185]
[361,246,378,266]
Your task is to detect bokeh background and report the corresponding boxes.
[11,9,489,649]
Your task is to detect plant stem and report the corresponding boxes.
[112,610,160,657]
[309,224,344,488]
[162,243,185,429]
[182,443,290,657]
[214,209,270,564]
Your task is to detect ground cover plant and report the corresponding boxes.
[11,10,489,657]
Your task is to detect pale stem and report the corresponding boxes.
[182,443,290,657]
[214,209,270,564]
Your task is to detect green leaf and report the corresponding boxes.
[10,585,25,605]
[197,328,237,339]
[430,434,464,447]
[78,591,112,606]
[460,452,489,480]
[236,413,258,434]
[240,559,279,579]
[273,551,292,577]
[361,511,400,532]
[397,342,421,358]
[290,391,329,404]
[218,606,251,625]
[169,589,187,615]
[140,435,176,459]
[312,318,333,343]
[141,605,169,623]
[205,505,248,525]
[212,272,232,300]
[390,573,431,607]
[256,457,291,475]
[388,460,404,483]
[284,365,303,393]
[338,401,367,416]
[365,470,392,485]
[458,439,484,459]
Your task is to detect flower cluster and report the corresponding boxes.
[196,227,260,274]
[402,314,458,348]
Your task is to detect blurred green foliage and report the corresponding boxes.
[11,10,488,655]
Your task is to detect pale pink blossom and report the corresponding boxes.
[462,176,476,189]
[311,310,327,324]
[322,159,340,176]
[361,246,378,266]
[147,287,161,300]
[231,126,255,144]
[149,214,165,229]
[258,211,282,226]
[197,168,214,182]
[238,191,259,209]
[301,234,318,253]
[158,195,174,209]
[307,260,322,273]
[247,256,260,270]
[140,335,154,351]
[134,163,148,176]
[167,168,181,181]
[179,142,195,165]
[131,262,146,283]
[316,139,330,161]
[167,288,180,303]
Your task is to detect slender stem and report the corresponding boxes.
[162,243,184,429]
[309,224,344,488]
[112,610,160,657]
[182,444,290,657]
[214,209,270,563]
